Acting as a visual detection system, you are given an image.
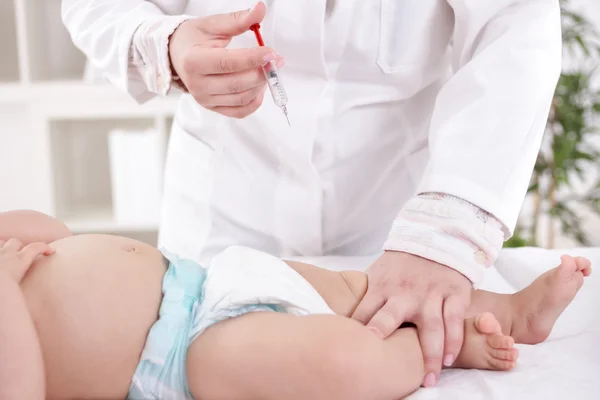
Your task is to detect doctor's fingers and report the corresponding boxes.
[200,1,267,38]
[350,289,386,327]
[355,294,414,339]
[442,294,467,368]
[190,47,277,75]
[203,56,284,95]
[204,84,267,107]
[208,86,266,119]
[416,296,446,387]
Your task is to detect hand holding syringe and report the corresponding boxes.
[250,24,291,127]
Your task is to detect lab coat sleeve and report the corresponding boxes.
[62,0,192,103]
[384,194,505,286]
[384,0,561,285]
[421,0,561,232]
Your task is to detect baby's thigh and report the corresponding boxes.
[186,311,407,400]
[187,312,423,400]
[285,261,368,317]
[186,313,304,400]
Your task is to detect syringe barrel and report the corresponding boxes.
[262,60,288,109]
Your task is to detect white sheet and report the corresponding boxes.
[293,247,600,400]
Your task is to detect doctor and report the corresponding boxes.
[62,0,561,388]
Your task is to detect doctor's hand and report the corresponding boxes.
[352,251,471,388]
[168,1,282,118]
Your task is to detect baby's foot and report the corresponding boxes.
[452,312,518,371]
[510,255,592,344]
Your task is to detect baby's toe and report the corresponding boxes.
[558,255,578,279]
[474,312,502,335]
[488,357,517,371]
[575,257,592,276]
[490,347,519,361]
[487,334,515,349]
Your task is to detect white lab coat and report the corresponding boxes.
[62,0,561,264]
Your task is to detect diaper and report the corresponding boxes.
[127,246,334,400]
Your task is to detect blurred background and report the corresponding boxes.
[0,0,599,248]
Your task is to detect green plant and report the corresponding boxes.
[506,0,600,248]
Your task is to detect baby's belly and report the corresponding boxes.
[21,234,167,399]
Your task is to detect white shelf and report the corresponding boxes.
[0,1,178,245]
[0,1,19,82]
[49,118,158,221]
[0,81,179,117]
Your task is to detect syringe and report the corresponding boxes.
[250,24,290,127]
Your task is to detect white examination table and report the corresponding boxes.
[294,247,600,400]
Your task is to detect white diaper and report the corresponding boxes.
[198,245,335,336]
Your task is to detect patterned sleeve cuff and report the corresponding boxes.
[383,193,507,287]
[130,15,194,96]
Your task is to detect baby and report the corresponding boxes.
[0,210,592,400]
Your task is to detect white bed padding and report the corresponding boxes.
[293,247,600,400]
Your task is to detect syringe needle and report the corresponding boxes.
[283,107,291,127]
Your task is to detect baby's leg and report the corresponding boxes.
[467,255,592,344]
[186,261,517,400]
[283,260,367,317]
[187,312,515,400]
[187,261,425,400]
[285,260,518,370]
[187,312,425,400]
[287,257,592,345]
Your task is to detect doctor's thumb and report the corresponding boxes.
[203,1,267,37]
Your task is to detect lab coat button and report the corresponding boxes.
[474,250,487,265]
[157,74,169,92]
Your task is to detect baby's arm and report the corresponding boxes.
[0,276,45,400]
[0,210,72,244]
[0,240,52,400]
